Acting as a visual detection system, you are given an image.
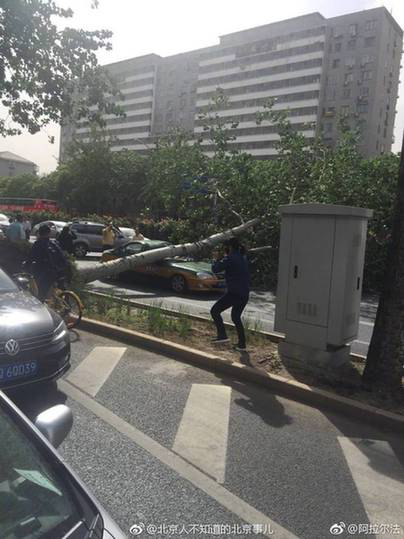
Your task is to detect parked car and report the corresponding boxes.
[0,390,126,538]
[0,213,10,233]
[69,221,133,258]
[102,240,226,293]
[0,269,70,390]
[32,220,67,239]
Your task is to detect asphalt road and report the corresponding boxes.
[7,330,404,539]
[78,257,378,357]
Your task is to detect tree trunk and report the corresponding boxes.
[78,218,259,283]
[362,135,404,394]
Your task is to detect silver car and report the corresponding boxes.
[32,220,67,239]
[0,390,126,538]
[69,221,133,258]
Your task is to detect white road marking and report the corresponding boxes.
[67,346,126,396]
[338,437,404,536]
[173,384,231,484]
[61,380,298,539]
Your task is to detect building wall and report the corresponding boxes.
[195,13,326,156]
[320,8,403,156]
[61,7,402,160]
[0,159,36,177]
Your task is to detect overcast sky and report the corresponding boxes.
[2,0,404,173]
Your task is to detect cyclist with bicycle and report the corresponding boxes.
[25,224,69,301]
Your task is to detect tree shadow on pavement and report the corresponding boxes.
[218,374,293,429]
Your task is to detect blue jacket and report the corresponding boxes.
[212,251,250,297]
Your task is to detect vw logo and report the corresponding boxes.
[5,339,20,356]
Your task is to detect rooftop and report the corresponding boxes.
[0,151,37,166]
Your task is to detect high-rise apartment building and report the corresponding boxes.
[60,7,402,160]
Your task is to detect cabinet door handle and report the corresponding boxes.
[357,277,360,290]
[294,265,298,279]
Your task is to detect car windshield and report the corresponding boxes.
[0,404,82,538]
[0,270,18,293]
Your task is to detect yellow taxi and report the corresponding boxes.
[101,240,226,293]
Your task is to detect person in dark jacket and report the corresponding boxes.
[210,237,250,351]
[25,224,69,301]
[57,225,77,255]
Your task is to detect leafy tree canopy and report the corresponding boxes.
[0,0,122,137]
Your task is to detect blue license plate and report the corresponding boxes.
[0,361,38,382]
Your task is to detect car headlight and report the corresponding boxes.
[52,321,68,342]
[196,272,213,280]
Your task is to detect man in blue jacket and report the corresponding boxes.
[211,237,250,351]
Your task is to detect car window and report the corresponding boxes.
[0,270,18,293]
[70,224,87,234]
[124,243,143,256]
[0,405,83,538]
[87,225,104,236]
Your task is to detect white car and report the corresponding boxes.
[32,220,67,239]
[0,213,10,231]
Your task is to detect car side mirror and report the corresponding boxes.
[34,405,73,448]
[15,276,30,291]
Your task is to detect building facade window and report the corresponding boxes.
[347,39,356,50]
[345,57,355,68]
[362,70,373,80]
[335,42,342,52]
[349,24,358,36]
[341,105,350,115]
[357,103,368,113]
[360,87,370,96]
[332,58,341,68]
[365,20,377,31]
[364,36,376,47]
[343,88,351,98]
[344,72,354,84]
[361,54,374,66]
[326,87,337,100]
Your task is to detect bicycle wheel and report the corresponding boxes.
[58,290,83,329]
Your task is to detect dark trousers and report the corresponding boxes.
[102,244,113,252]
[35,274,54,302]
[210,292,249,347]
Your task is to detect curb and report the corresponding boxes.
[79,317,404,434]
[84,290,367,363]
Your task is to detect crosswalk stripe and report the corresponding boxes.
[173,384,231,484]
[62,379,297,538]
[338,437,404,534]
[67,346,126,397]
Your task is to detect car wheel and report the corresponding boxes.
[171,274,187,293]
[73,243,88,258]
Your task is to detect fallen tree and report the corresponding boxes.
[78,218,259,283]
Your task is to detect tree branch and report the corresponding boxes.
[78,218,259,283]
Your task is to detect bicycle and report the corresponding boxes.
[13,272,83,329]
